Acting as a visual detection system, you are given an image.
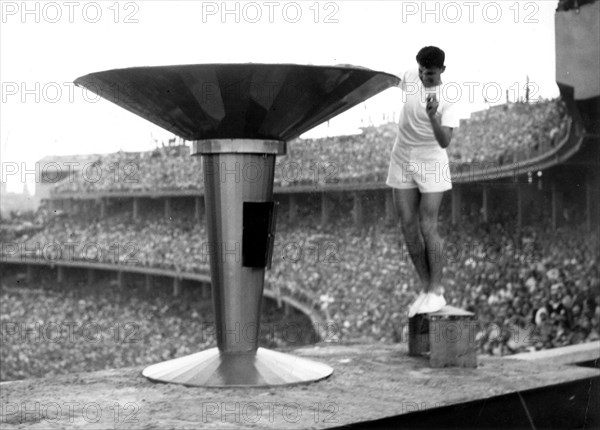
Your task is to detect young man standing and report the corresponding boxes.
[386,46,461,317]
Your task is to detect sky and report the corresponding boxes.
[1,0,560,193]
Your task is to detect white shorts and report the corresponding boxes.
[386,144,452,193]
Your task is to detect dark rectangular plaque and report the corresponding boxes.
[242,201,275,268]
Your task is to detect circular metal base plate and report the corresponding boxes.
[142,348,334,387]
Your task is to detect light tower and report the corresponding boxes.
[75,64,399,387]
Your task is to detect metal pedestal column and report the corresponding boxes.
[142,139,333,387]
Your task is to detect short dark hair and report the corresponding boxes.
[416,46,445,69]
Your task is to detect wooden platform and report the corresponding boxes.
[409,305,478,368]
[1,343,599,429]
[508,340,600,365]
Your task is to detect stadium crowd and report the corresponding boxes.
[49,99,568,193]
[448,99,568,164]
[268,215,599,355]
[0,282,213,381]
[3,212,210,274]
[50,145,203,194]
[3,205,598,360]
[0,276,310,381]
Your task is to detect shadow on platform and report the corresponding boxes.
[339,374,599,429]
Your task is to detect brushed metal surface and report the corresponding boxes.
[142,347,333,387]
[202,151,276,353]
[192,139,286,155]
[74,63,399,141]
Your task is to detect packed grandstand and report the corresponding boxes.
[43,98,567,193]
[1,97,599,382]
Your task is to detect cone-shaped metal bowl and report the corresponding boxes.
[74,63,399,141]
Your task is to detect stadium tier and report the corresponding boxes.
[44,99,568,195]
[0,279,314,381]
[4,206,599,362]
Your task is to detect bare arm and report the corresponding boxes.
[430,119,453,149]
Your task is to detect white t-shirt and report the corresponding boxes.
[393,68,461,150]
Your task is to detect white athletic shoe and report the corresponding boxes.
[416,292,447,315]
[408,292,427,318]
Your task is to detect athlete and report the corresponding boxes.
[386,46,461,317]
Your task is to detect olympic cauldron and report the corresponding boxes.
[74,64,399,387]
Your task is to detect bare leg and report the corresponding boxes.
[393,188,429,290]
[419,191,445,294]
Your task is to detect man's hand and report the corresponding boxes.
[425,94,452,148]
[426,94,439,119]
